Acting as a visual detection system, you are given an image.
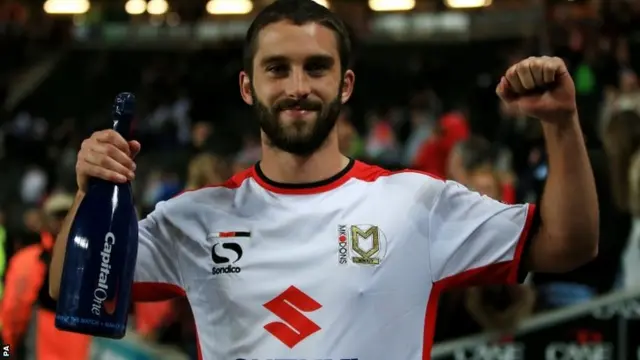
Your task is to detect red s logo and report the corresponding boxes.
[263,286,322,348]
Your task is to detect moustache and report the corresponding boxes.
[274,98,323,112]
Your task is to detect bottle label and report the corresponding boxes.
[91,231,117,316]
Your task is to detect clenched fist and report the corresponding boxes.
[76,130,140,192]
[496,56,577,122]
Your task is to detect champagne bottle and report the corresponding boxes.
[55,93,139,338]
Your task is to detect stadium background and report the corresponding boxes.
[1,0,640,359]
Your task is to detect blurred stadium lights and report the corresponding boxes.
[368,0,415,11]
[444,0,492,8]
[313,0,330,8]
[206,0,253,15]
[125,0,146,15]
[146,0,169,15]
[43,0,90,14]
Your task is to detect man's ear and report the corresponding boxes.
[340,70,355,104]
[239,71,253,105]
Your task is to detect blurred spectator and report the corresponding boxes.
[495,101,544,203]
[185,152,232,190]
[600,68,640,135]
[1,192,91,360]
[413,110,470,178]
[447,136,517,204]
[188,121,213,157]
[402,91,438,165]
[465,285,536,333]
[141,169,182,210]
[337,108,364,159]
[0,209,5,299]
[364,110,401,163]
[232,135,261,173]
[20,165,48,205]
[467,168,503,201]
[21,208,43,236]
[447,136,493,186]
[604,110,640,290]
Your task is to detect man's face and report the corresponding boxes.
[240,21,354,156]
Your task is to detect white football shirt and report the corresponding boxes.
[131,159,536,360]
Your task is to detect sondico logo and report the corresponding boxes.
[92,232,117,316]
[211,242,244,275]
[209,231,248,275]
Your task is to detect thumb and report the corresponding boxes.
[128,140,141,159]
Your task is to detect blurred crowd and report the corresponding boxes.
[2,0,640,359]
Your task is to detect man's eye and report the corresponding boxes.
[306,63,329,74]
[267,65,287,74]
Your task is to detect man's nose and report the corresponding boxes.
[285,69,311,98]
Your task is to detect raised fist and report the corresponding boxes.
[496,56,577,122]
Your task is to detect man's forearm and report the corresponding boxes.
[534,112,599,271]
[49,190,86,299]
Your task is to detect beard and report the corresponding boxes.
[251,85,342,156]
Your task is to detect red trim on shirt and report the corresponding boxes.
[173,167,252,198]
[509,203,536,283]
[421,203,536,359]
[178,160,443,196]
[250,160,443,195]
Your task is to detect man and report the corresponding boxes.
[49,1,598,359]
[3,193,91,359]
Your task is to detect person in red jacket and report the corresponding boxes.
[413,111,470,178]
[1,192,92,360]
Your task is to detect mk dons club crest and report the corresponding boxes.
[337,224,388,266]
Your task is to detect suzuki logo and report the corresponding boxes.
[263,286,322,348]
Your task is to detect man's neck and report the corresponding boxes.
[259,132,349,184]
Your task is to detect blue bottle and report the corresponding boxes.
[55,93,139,339]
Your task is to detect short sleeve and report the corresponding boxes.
[133,201,185,301]
[427,180,537,287]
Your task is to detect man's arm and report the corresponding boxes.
[494,56,599,273]
[49,190,85,299]
[525,115,599,273]
[423,58,597,288]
